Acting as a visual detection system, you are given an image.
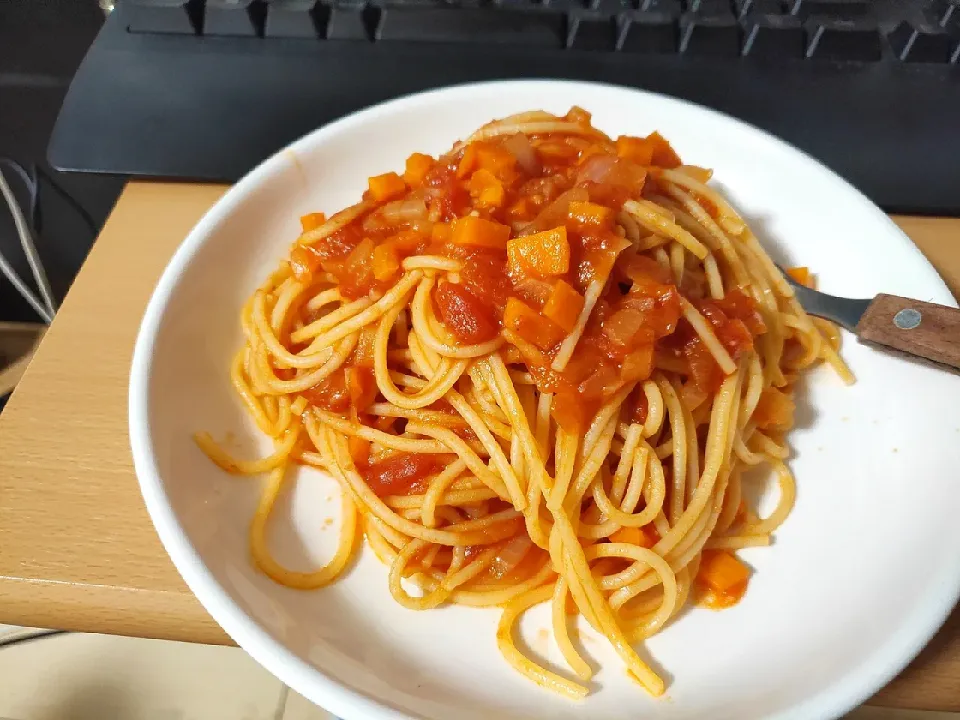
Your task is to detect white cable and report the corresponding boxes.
[0,168,55,324]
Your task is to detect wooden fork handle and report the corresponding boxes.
[856,294,960,371]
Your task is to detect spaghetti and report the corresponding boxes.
[196,108,851,699]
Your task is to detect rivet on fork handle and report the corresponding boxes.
[893,308,922,330]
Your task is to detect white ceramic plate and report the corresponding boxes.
[129,81,960,720]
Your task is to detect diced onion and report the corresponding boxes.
[490,534,532,578]
[503,133,541,176]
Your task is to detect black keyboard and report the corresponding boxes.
[49,0,960,214]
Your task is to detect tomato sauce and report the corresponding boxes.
[293,108,769,490]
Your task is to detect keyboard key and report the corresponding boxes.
[932,0,960,28]
[789,0,869,19]
[734,0,782,17]
[589,0,631,13]
[376,8,565,46]
[685,0,732,17]
[543,0,586,9]
[679,13,740,54]
[265,0,328,37]
[328,3,378,39]
[617,10,678,51]
[742,14,804,56]
[805,18,880,60]
[887,21,952,63]
[569,11,618,49]
[124,0,202,34]
[205,0,267,36]
[640,0,681,11]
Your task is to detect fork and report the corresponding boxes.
[780,270,960,372]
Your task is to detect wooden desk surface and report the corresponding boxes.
[1,182,959,710]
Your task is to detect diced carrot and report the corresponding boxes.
[403,153,435,187]
[615,136,655,166]
[300,212,327,233]
[372,243,400,281]
[506,226,570,279]
[609,525,656,548]
[457,144,478,178]
[503,297,566,351]
[542,279,584,333]
[568,201,613,230]
[348,435,371,466]
[506,196,535,224]
[646,131,682,169]
[698,550,750,594]
[467,169,505,209]
[368,172,407,202]
[476,144,517,180]
[551,389,590,434]
[388,229,425,253]
[350,326,377,368]
[753,387,795,430]
[450,216,511,249]
[786,266,814,288]
[345,367,377,412]
[432,222,452,245]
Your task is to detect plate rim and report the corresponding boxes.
[128,78,960,720]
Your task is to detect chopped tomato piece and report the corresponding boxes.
[620,251,674,291]
[602,308,655,350]
[697,298,755,359]
[507,226,570,279]
[577,362,620,401]
[338,237,376,299]
[503,297,566,351]
[542,279,584,333]
[346,367,378,412]
[300,212,327,233]
[368,172,407,202]
[684,335,723,393]
[289,243,323,282]
[303,370,350,412]
[716,289,767,335]
[361,453,439,497]
[631,386,649,424]
[403,153,435,187]
[434,279,500,344]
[621,344,655,383]
[450,215,511,249]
